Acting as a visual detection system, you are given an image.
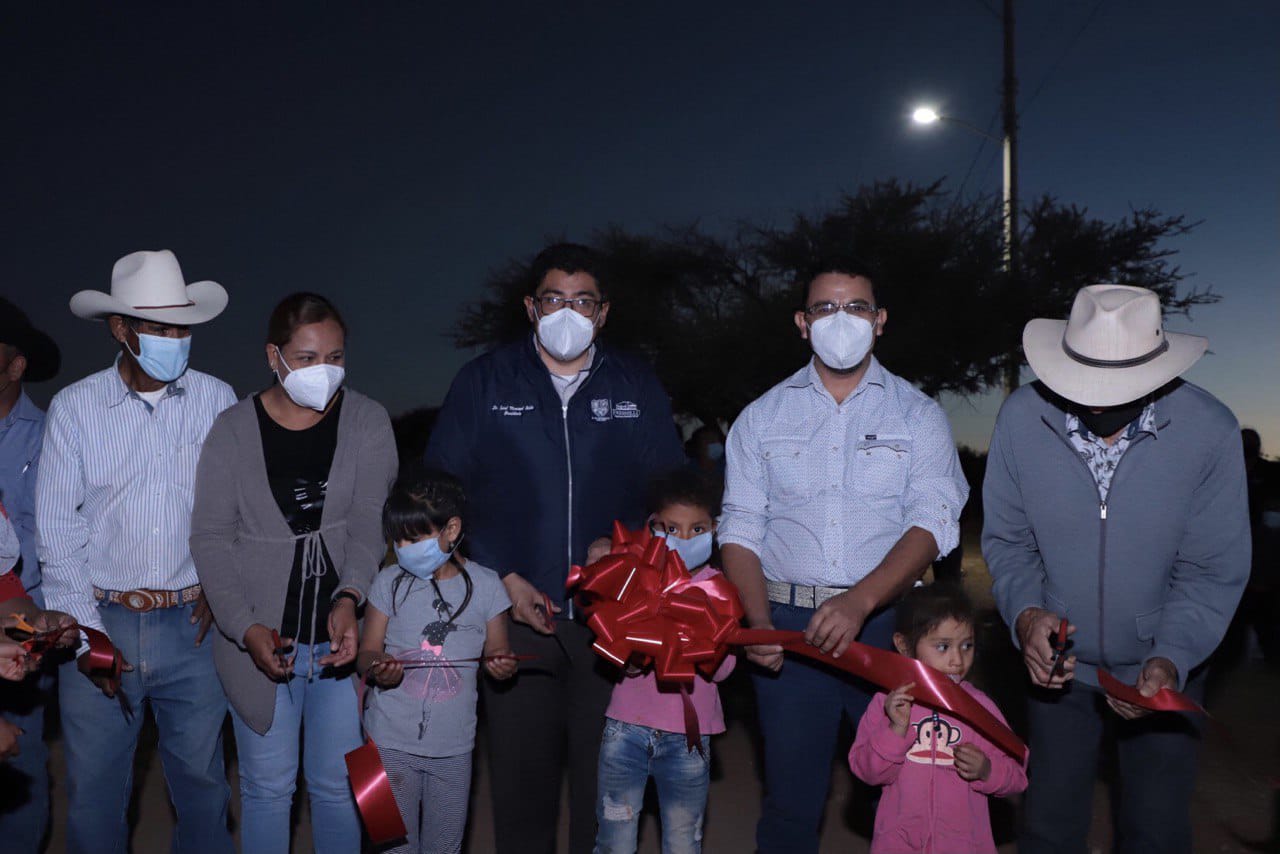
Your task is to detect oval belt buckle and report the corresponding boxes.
[122,590,155,613]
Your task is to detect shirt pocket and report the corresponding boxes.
[1135,605,1162,643]
[172,442,204,494]
[850,436,911,499]
[761,437,812,504]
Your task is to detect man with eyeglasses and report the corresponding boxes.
[720,257,968,853]
[425,242,685,854]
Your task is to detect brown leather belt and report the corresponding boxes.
[93,584,202,613]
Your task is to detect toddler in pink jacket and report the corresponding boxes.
[850,584,1027,853]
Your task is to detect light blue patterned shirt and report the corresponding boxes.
[35,359,236,635]
[1065,402,1158,503]
[0,391,45,594]
[720,357,968,587]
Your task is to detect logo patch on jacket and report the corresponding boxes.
[591,398,612,421]
[612,401,640,419]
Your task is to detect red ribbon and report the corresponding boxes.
[346,651,534,844]
[567,523,1028,762]
[1097,669,1204,714]
[733,628,1027,761]
[10,616,132,720]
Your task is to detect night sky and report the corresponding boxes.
[4,1,1276,452]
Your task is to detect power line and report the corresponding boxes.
[1022,0,1109,113]
[957,105,1003,199]
[966,0,1001,19]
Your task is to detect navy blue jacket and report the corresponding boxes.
[424,337,686,604]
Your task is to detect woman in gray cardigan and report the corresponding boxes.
[190,293,397,854]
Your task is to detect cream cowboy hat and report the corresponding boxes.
[70,249,227,325]
[1023,284,1208,407]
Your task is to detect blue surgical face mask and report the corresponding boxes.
[659,530,715,571]
[128,333,191,382]
[394,535,458,580]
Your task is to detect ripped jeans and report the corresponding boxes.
[594,718,710,854]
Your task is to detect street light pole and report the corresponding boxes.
[911,0,1021,392]
[1001,0,1020,393]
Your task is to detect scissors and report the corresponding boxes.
[10,613,137,721]
[1047,617,1070,682]
[271,629,295,700]
[532,592,572,662]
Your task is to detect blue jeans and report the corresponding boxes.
[229,642,363,854]
[0,589,51,854]
[58,601,232,854]
[594,719,711,854]
[751,602,897,854]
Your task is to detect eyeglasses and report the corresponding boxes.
[534,295,603,316]
[803,300,879,319]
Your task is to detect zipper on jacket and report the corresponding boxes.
[1043,419,1150,672]
[1098,500,1107,668]
[562,402,575,620]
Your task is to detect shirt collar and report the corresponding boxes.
[2,391,42,427]
[1065,400,1159,441]
[101,354,187,409]
[787,355,887,399]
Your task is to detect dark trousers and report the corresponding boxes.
[482,617,616,854]
[1020,671,1206,854]
[751,602,897,854]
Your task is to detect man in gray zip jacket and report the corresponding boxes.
[983,284,1249,853]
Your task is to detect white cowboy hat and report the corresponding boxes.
[70,249,228,325]
[1023,284,1208,407]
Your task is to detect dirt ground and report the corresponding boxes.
[38,546,1280,853]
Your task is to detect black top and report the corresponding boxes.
[255,391,343,643]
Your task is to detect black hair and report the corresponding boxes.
[382,464,470,617]
[894,583,976,655]
[646,467,723,519]
[267,292,348,348]
[801,253,881,307]
[527,242,609,299]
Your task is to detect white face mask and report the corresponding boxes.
[276,347,344,411]
[657,530,715,571]
[536,307,596,362]
[808,312,874,371]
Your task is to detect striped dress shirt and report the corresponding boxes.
[720,357,968,588]
[35,359,236,635]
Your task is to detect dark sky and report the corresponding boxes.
[4,1,1277,451]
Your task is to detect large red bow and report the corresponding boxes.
[567,522,743,684]
[568,523,1028,762]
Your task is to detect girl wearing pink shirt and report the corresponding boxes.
[595,470,735,854]
[849,584,1027,853]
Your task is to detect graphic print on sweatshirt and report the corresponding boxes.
[906,713,963,766]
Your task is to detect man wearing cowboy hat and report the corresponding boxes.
[0,298,62,851]
[982,284,1249,853]
[36,250,236,853]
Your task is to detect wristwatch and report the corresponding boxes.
[333,590,361,608]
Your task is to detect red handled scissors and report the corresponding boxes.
[1048,617,1070,681]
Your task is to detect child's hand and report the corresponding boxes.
[885,682,915,736]
[0,638,27,682]
[370,654,405,689]
[953,742,991,782]
[484,650,518,681]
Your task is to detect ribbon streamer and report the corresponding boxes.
[566,524,1028,762]
[346,651,533,844]
[9,615,132,720]
[1097,668,1204,714]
